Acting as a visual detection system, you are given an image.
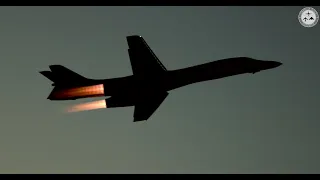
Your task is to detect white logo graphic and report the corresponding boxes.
[298,7,319,27]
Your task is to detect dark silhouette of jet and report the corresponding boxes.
[309,17,314,20]
[40,35,282,122]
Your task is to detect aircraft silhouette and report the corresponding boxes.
[40,35,282,122]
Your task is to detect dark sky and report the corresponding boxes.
[0,6,319,173]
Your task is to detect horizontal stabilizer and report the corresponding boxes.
[40,65,88,86]
[39,71,56,82]
[49,65,86,81]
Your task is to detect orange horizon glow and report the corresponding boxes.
[67,99,107,113]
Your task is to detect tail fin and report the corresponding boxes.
[40,65,87,86]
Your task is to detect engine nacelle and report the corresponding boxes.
[105,96,135,108]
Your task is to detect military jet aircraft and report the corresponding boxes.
[40,35,282,122]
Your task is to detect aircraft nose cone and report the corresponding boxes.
[274,61,282,67]
[267,61,282,69]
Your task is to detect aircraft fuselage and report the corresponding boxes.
[47,57,281,100]
[40,35,283,122]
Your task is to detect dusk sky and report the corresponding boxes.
[0,6,319,173]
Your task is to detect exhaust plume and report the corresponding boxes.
[67,99,107,113]
[52,84,104,99]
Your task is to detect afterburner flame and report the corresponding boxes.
[53,84,104,99]
[67,99,107,113]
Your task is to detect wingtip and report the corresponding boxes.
[39,70,50,75]
[127,35,142,39]
[49,64,62,69]
[133,118,147,122]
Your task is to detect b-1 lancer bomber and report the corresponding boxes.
[40,35,282,122]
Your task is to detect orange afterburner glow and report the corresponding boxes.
[67,99,107,113]
[53,84,104,99]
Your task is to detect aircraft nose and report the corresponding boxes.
[266,61,282,69]
[274,61,282,67]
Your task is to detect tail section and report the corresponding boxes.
[39,71,56,83]
[49,65,86,82]
[40,65,88,86]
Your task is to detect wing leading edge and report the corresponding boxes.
[127,35,167,76]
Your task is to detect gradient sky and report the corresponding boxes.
[0,6,319,174]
